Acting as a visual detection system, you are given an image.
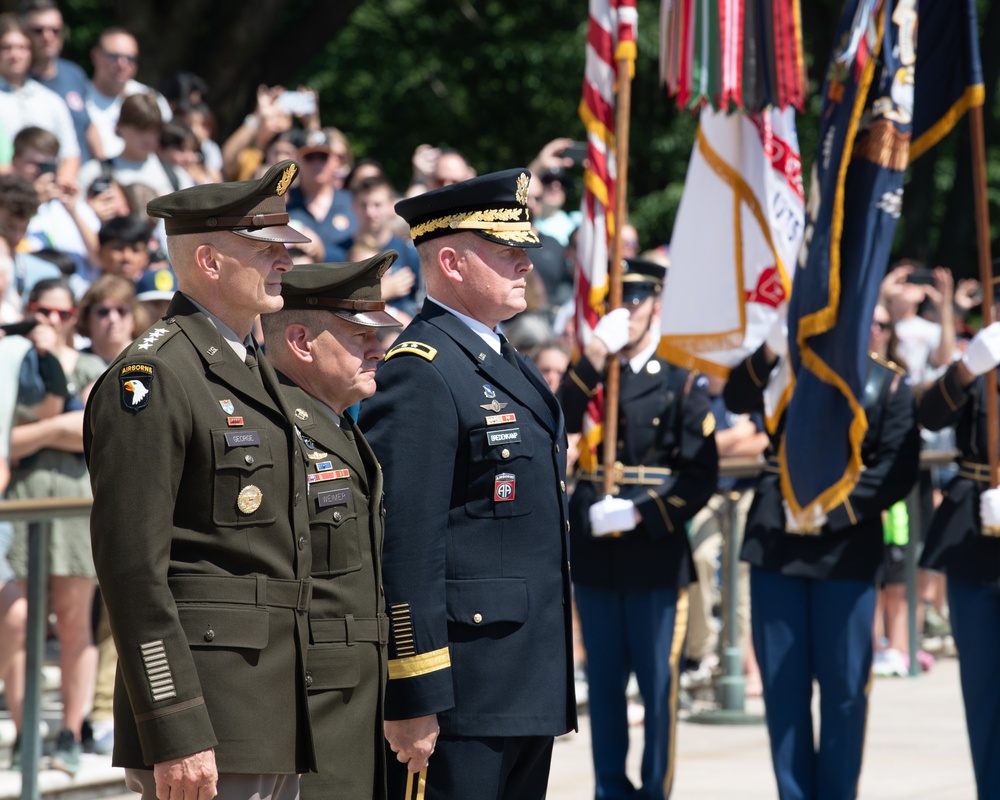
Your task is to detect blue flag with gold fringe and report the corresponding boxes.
[910,0,984,161]
[782,0,909,527]
[782,0,984,527]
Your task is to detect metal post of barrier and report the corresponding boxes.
[0,497,93,797]
[688,490,763,725]
[904,481,922,678]
[22,519,49,800]
[717,491,745,709]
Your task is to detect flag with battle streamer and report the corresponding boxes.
[657,105,804,430]
[574,0,638,472]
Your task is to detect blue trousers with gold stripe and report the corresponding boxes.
[948,577,1000,800]
[750,568,875,800]
[575,585,687,800]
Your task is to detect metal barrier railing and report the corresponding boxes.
[0,451,961,793]
[0,499,92,800]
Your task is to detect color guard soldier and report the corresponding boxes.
[919,320,1000,799]
[558,260,719,800]
[724,318,920,800]
[360,169,576,799]
[261,255,402,800]
[84,161,315,800]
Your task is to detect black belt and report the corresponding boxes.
[169,574,313,612]
[312,614,389,645]
[578,463,672,487]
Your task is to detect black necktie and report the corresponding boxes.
[245,346,262,384]
[499,334,521,373]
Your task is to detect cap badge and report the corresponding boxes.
[515,173,529,206]
[276,164,297,196]
[237,484,263,514]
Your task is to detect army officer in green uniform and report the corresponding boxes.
[84,161,315,800]
[261,254,402,799]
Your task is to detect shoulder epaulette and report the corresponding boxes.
[385,341,438,362]
[869,351,905,376]
[128,322,179,355]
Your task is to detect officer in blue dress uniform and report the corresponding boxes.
[918,321,1000,800]
[724,324,919,800]
[261,255,403,800]
[359,169,576,800]
[558,260,718,800]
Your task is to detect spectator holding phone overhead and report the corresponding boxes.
[12,126,102,279]
[0,173,63,314]
[880,261,957,389]
[221,84,320,181]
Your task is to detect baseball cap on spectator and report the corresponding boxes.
[135,267,178,302]
[299,130,333,157]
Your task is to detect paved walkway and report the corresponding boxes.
[0,655,975,800]
[549,655,975,799]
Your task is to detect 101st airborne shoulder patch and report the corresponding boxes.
[120,364,154,413]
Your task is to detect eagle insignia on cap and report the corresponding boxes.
[515,173,529,206]
[276,164,297,197]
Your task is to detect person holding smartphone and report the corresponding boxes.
[11,126,103,279]
[0,173,62,312]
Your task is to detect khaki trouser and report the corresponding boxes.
[686,491,754,661]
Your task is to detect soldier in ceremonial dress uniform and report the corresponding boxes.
[558,260,718,800]
[918,321,1000,800]
[360,169,576,800]
[724,321,919,800]
[261,255,402,800]
[84,161,315,800]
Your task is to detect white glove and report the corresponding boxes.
[765,317,788,360]
[589,496,637,536]
[593,308,631,354]
[962,321,1000,377]
[783,500,827,533]
[980,487,1000,529]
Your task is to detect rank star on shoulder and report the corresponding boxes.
[137,328,170,350]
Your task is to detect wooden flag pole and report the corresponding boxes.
[602,54,634,497]
[970,104,998,487]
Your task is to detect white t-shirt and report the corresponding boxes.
[0,77,80,161]
[84,79,172,159]
[894,314,942,387]
[78,153,194,198]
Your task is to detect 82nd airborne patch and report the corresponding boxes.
[120,364,154,413]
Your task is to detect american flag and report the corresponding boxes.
[575,0,637,471]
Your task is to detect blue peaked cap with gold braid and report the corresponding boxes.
[394,168,542,249]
